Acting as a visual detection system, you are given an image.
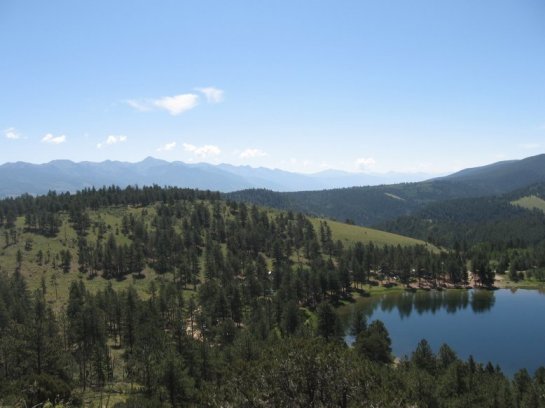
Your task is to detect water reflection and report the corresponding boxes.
[470,290,496,313]
[341,288,545,376]
[359,289,495,320]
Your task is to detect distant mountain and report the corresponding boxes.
[308,169,434,188]
[0,157,432,197]
[215,164,433,191]
[0,158,252,197]
[228,153,545,226]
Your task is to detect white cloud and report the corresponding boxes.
[4,127,21,140]
[126,94,199,115]
[355,157,377,171]
[183,143,221,158]
[197,87,224,104]
[157,141,177,152]
[126,87,223,115]
[153,93,199,115]
[97,134,127,149]
[42,133,66,144]
[239,148,267,159]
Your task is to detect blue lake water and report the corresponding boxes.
[340,288,545,375]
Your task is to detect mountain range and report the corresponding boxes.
[0,157,432,197]
[2,153,545,239]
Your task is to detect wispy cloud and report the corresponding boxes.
[153,94,199,115]
[183,143,221,158]
[42,133,66,144]
[197,87,224,104]
[126,99,152,112]
[126,86,224,115]
[97,135,127,149]
[4,127,21,140]
[125,94,198,116]
[239,148,267,159]
[157,141,177,152]
[126,91,204,116]
[355,157,376,172]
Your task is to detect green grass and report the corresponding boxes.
[512,195,545,213]
[0,204,438,313]
[308,217,439,250]
[0,208,197,310]
[496,274,545,291]
[262,206,436,250]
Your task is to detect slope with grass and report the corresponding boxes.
[308,217,437,250]
[440,153,545,194]
[380,192,545,248]
[512,195,545,213]
[0,199,433,308]
[0,207,162,307]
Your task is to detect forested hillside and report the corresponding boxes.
[381,183,545,250]
[0,186,543,406]
[227,180,486,226]
[227,154,545,228]
[441,154,545,194]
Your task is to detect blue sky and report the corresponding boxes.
[1,0,544,174]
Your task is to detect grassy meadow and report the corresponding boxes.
[0,203,435,311]
[308,217,438,250]
[512,195,545,213]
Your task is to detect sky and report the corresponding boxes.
[1,0,544,174]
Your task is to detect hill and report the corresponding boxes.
[227,180,485,226]
[439,153,545,194]
[0,186,433,305]
[380,182,545,248]
[228,153,545,226]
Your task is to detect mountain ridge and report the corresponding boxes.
[227,153,545,226]
[0,157,433,197]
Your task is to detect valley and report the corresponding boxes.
[1,180,544,406]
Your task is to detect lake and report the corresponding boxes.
[340,288,545,375]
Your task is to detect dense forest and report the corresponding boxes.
[225,180,485,226]
[380,183,545,251]
[0,186,544,406]
[228,182,545,282]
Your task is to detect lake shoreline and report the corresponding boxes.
[343,275,545,302]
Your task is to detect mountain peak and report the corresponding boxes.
[140,156,166,164]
